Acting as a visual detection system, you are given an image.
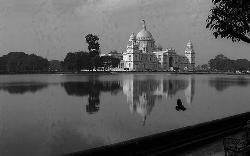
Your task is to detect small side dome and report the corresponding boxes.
[129,32,136,41]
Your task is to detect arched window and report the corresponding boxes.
[129,55,131,61]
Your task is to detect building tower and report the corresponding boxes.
[184,40,195,70]
[123,32,140,71]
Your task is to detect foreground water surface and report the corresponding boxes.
[0,73,250,156]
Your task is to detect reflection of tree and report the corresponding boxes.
[61,81,121,114]
[0,82,48,94]
[209,77,250,91]
[87,82,101,114]
[163,79,189,97]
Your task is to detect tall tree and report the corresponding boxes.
[85,34,100,70]
[206,0,250,43]
[85,34,100,57]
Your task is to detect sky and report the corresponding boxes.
[0,0,249,65]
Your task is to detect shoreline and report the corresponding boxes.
[0,71,249,76]
[63,112,250,156]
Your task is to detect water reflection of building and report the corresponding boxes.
[184,77,195,105]
[123,76,158,125]
[122,75,195,125]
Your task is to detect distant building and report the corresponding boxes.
[100,51,123,60]
[107,51,123,60]
[119,20,195,71]
[184,40,195,70]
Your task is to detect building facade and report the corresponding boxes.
[119,20,195,71]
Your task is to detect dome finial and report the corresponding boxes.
[142,19,146,30]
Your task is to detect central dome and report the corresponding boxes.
[136,29,153,41]
[136,20,154,41]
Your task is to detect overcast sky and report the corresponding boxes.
[0,0,249,64]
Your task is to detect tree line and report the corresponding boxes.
[0,34,121,74]
[208,54,250,72]
[0,52,49,73]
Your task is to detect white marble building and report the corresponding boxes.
[119,20,195,71]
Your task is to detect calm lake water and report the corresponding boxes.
[0,73,250,156]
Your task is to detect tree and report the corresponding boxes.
[90,55,101,71]
[235,59,250,71]
[195,65,202,71]
[63,51,90,72]
[63,52,77,71]
[100,56,121,71]
[0,52,49,73]
[49,60,62,72]
[85,34,100,57]
[100,56,111,71]
[76,51,91,71]
[85,34,101,70]
[206,0,250,43]
[111,57,121,68]
[0,57,7,73]
[201,64,209,71]
[208,54,250,72]
[208,54,232,71]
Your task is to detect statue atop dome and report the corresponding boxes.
[142,19,146,30]
[136,20,154,41]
